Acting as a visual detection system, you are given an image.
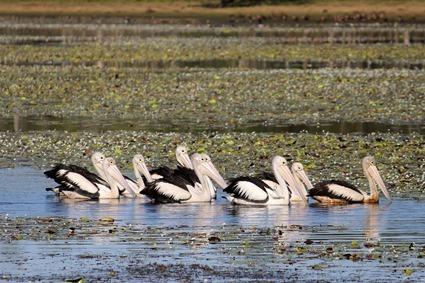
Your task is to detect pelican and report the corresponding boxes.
[256,161,308,203]
[137,153,226,203]
[175,146,217,200]
[223,156,307,205]
[45,152,137,199]
[176,145,193,169]
[45,157,131,199]
[136,145,193,185]
[45,152,108,195]
[291,162,313,198]
[309,156,391,204]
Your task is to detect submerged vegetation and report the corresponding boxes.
[2,42,425,63]
[0,10,424,281]
[0,67,423,125]
[0,131,423,197]
[0,214,424,281]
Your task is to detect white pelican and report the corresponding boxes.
[291,162,313,198]
[45,157,131,199]
[120,145,194,198]
[256,161,308,203]
[45,152,137,199]
[109,145,192,198]
[175,145,217,200]
[136,145,193,185]
[224,156,307,205]
[45,152,107,195]
[136,153,226,203]
[176,145,193,169]
[309,156,391,204]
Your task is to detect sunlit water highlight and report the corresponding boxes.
[0,168,424,281]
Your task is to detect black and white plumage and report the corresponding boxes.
[309,156,391,204]
[142,172,193,203]
[224,176,271,204]
[223,156,306,205]
[177,145,217,199]
[309,180,365,203]
[45,164,105,199]
[45,152,107,196]
[45,157,131,200]
[258,168,307,202]
[137,153,226,203]
[114,145,194,199]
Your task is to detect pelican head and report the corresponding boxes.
[102,157,131,191]
[362,156,391,201]
[132,154,153,182]
[191,153,227,188]
[176,145,193,169]
[91,152,107,180]
[91,152,106,166]
[272,156,308,203]
[291,162,313,190]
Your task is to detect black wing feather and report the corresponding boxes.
[44,164,107,186]
[44,164,103,199]
[224,176,270,203]
[173,166,200,187]
[258,171,277,183]
[309,180,363,203]
[142,175,192,203]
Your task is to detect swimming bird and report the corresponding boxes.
[175,145,217,200]
[137,145,193,184]
[224,156,307,205]
[175,145,193,169]
[137,153,227,203]
[256,160,309,203]
[45,157,130,199]
[45,152,107,195]
[291,162,313,198]
[308,156,391,204]
[122,145,195,198]
[45,152,137,199]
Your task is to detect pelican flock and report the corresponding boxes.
[44,145,391,206]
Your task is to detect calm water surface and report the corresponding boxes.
[0,167,424,281]
[0,115,423,134]
[0,167,424,243]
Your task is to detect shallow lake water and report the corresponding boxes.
[0,167,423,241]
[0,19,424,281]
[0,115,424,134]
[0,168,424,281]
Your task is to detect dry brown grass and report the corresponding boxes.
[0,1,423,21]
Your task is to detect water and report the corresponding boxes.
[0,167,424,281]
[0,115,423,134]
[1,22,425,44]
[0,168,423,242]
[2,58,425,70]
